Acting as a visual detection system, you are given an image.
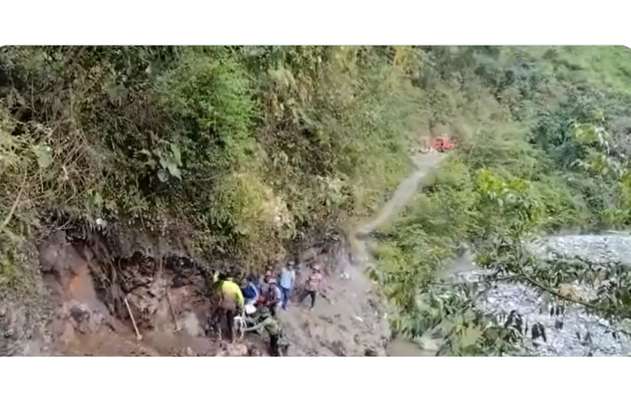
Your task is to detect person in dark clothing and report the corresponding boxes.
[241,276,260,306]
[244,306,286,356]
[249,273,262,293]
[258,271,273,303]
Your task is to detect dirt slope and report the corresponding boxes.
[279,151,446,356]
[1,152,445,357]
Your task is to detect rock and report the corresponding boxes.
[416,335,440,352]
[329,340,346,356]
[66,303,104,334]
[248,346,262,356]
[172,275,188,288]
[70,305,89,324]
[217,342,249,357]
[364,348,377,356]
[558,284,581,301]
[58,322,76,345]
[180,312,204,337]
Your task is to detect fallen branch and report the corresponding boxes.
[494,273,616,316]
[123,295,143,341]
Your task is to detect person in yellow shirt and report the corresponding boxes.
[217,272,244,341]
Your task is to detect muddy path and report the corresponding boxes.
[355,152,446,239]
[276,151,446,356]
[351,152,446,356]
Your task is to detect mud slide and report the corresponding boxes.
[278,151,446,356]
[355,153,446,238]
[6,151,445,357]
[351,152,446,356]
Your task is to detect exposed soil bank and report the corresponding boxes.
[1,151,445,357]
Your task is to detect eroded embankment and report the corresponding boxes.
[36,228,226,356]
[1,219,389,356]
[1,151,445,357]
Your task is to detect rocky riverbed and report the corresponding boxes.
[449,233,631,356]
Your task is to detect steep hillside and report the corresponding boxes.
[372,46,631,355]
[0,46,423,355]
[2,46,631,356]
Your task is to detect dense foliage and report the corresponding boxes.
[0,46,420,290]
[374,46,631,354]
[3,47,631,355]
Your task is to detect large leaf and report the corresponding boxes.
[170,143,182,165]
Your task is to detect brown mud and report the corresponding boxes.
[1,151,445,357]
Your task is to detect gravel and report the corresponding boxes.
[450,234,631,356]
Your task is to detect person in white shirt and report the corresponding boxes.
[278,261,296,310]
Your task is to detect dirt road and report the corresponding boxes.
[353,152,446,356]
[355,152,446,238]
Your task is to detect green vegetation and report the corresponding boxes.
[373,47,631,354]
[0,46,420,290]
[2,47,631,355]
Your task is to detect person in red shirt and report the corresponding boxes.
[299,264,323,310]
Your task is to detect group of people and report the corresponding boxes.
[209,260,326,356]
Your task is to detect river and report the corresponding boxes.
[403,234,631,356]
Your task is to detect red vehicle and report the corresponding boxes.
[431,136,456,152]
